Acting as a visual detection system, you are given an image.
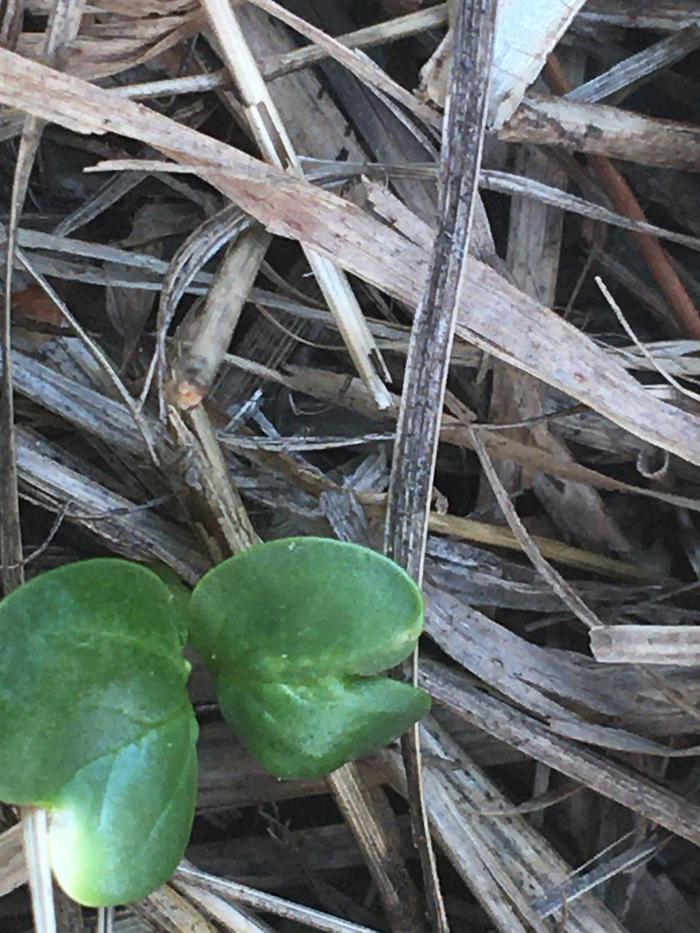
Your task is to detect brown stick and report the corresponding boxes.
[544,53,700,339]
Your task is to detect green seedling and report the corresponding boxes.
[0,538,429,906]
[0,560,198,907]
[190,537,430,779]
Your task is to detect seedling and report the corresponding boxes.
[190,537,430,779]
[0,538,429,906]
[0,560,198,907]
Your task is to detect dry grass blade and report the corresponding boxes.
[502,92,700,174]
[590,625,700,665]
[326,764,424,932]
[566,26,700,103]
[0,244,22,597]
[421,0,588,122]
[176,881,274,932]
[0,0,23,49]
[0,825,27,898]
[470,429,603,629]
[201,0,392,410]
[427,512,661,581]
[95,908,113,933]
[488,0,588,126]
[20,810,57,933]
[596,276,700,403]
[8,349,163,456]
[383,3,495,929]
[244,0,441,129]
[533,835,670,919]
[577,2,700,31]
[386,745,536,933]
[263,3,449,80]
[174,863,381,933]
[131,884,217,933]
[481,169,700,251]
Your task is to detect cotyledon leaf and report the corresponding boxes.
[214,675,430,780]
[190,537,430,779]
[0,559,198,907]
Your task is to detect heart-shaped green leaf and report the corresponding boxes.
[0,559,198,907]
[190,537,430,779]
